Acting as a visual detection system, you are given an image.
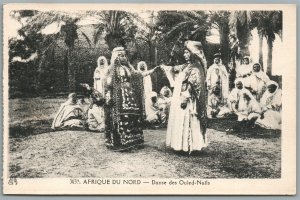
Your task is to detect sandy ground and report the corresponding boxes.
[8,98,281,178]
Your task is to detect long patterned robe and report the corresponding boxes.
[104,63,144,150]
[163,62,207,153]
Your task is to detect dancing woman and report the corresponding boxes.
[161,41,208,154]
[104,47,158,151]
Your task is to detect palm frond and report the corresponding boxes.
[93,24,105,45]
[166,21,195,37]
[78,28,92,48]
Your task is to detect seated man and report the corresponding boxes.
[256,80,282,130]
[228,92,262,132]
[206,53,229,104]
[236,56,252,78]
[51,93,86,130]
[228,78,253,112]
[233,92,262,122]
[207,86,222,118]
[207,86,232,119]
[243,63,270,102]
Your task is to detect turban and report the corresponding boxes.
[185,40,203,55]
[112,47,125,53]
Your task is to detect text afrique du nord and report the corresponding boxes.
[70,179,143,185]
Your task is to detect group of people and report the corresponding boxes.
[206,55,282,131]
[51,39,281,154]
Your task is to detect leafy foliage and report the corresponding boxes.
[250,11,282,75]
[8,9,283,97]
[251,11,282,42]
[157,11,210,43]
[89,10,138,50]
[61,20,79,48]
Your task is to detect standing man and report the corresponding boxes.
[206,53,229,105]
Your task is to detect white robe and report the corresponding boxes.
[228,79,261,121]
[236,63,252,78]
[235,96,261,121]
[94,66,108,95]
[137,62,153,121]
[243,70,270,102]
[87,104,105,131]
[163,64,207,152]
[256,84,282,130]
[51,101,85,130]
[206,63,229,101]
[157,86,172,118]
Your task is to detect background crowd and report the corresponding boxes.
[51,39,281,153]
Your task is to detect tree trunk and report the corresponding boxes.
[36,53,46,93]
[67,48,76,93]
[236,17,251,57]
[258,32,264,71]
[219,23,230,68]
[266,38,273,77]
[148,41,153,67]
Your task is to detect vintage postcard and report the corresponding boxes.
[3,3,296,195]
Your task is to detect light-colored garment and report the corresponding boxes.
[162,63,207,153]
[146,103,166,124]
[137,61,153,121]
[243,69,270,102]
[87,104,105,132]
[157,86,172,119]
[94,56,109,95]
[236,63,252,78]
[207,92,232,118]
[206,63,229,102]
[207,93,229,118]
[228,79,252,111]
[235,94,261,121]
[228,78,261,121]
[145,91,159,122]
[256,81,282,130]
[51,101,85,130]
[260,81,282,112]
[256,110,281,130]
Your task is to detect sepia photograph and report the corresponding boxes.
[2,3,296,195]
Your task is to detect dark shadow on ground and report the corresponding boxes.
[9,120,53,138]
[10,115,280,140]
[208,117,281,139]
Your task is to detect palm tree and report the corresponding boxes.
[156,11,210,65]
[133,11,162,66]
[229,11,252,57]
[251,11,282,76]
[209,11,231,66]
[89,10,138,51]
[258,31,264,70]
[18,11,87,92]
[60,19,79,92]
